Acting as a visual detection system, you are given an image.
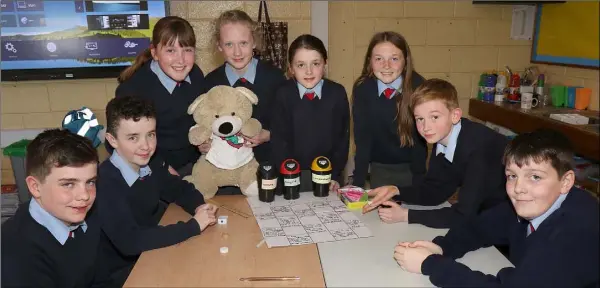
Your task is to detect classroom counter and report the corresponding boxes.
[124,196,512,287]
[469,99,600,161]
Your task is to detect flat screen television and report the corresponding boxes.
[1,0,168,81]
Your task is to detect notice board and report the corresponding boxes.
[531,2,599,69]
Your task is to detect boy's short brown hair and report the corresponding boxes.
[106,96,156,137]
[26,129,98,182]
[503,129,575,178]
[410,78,459,112]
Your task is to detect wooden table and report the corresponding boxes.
[123,196,326,287]
[125,196,514,287]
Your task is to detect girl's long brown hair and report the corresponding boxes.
[352,31,417,147]
[118,16,196,83]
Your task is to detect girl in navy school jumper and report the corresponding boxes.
[114,16,206,177]
[204,10,286,165]
[270,34,350,192]
[352,31,427,189]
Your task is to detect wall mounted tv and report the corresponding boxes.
[1,0,168,81]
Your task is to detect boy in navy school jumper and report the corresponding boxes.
[394,129,599,288]
[114,16,206,177]
[204,10,286,166]
[1,129,102,288]
[365,79,508,228]
[96,96,218,287]
[352,31,428,190]
[271,34,350,191]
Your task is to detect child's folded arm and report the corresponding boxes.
[98,181,200,256]
[158,164,205,216]
[404,146,504,228]
[409,207,464,229]
[430,202,514,258]
[392,162,458,206]
[422,254,501,287]
[425,227,598,288]
[453,147,501,221]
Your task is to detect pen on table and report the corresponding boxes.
[240,276,300,281]
[207,199,251,218]
[256,238,266,248]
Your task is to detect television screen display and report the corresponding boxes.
[0,0,167,80]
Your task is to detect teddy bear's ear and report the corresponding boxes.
[187,96,205,115]
[235,87,259,105]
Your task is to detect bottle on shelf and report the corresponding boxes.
[495,71,507,102]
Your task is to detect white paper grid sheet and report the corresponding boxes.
[247,193,373,248]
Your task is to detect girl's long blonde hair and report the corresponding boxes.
[212,10,260,50]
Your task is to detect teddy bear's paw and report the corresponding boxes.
[242,180,259,196]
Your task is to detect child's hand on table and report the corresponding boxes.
[196,203,218,216]
[329,180,340,192]
[397,240,443,255]
[362,185,399,213]
[394,244,435,274]
[378,201,408,223]
[194,204,218,231]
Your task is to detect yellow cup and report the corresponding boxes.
[575,88,591,110]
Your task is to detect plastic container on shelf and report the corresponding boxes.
[3,139,32,204]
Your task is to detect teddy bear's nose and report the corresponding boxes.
[219,122,233,134]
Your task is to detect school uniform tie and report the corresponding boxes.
[527,222,535,236]
[68,225,83,239]
[234,77,252,89]
[174,81,188,93]
[382,88,396,99]
[304,91,316,101]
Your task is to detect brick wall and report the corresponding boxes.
[1,1,311,132]
[327,1,599,114]
[0,1,310,185]
[1,1,598,184]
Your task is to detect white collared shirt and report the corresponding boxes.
[29,199,88,245]
[377,76,403,98]
[298,79,324,99]
[436,120,462,163]
[150,60,191,94]
[527,193,568,235]
[225,58,258,86]
[110,150,152,187]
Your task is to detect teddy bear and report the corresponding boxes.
[183,85,262,199]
